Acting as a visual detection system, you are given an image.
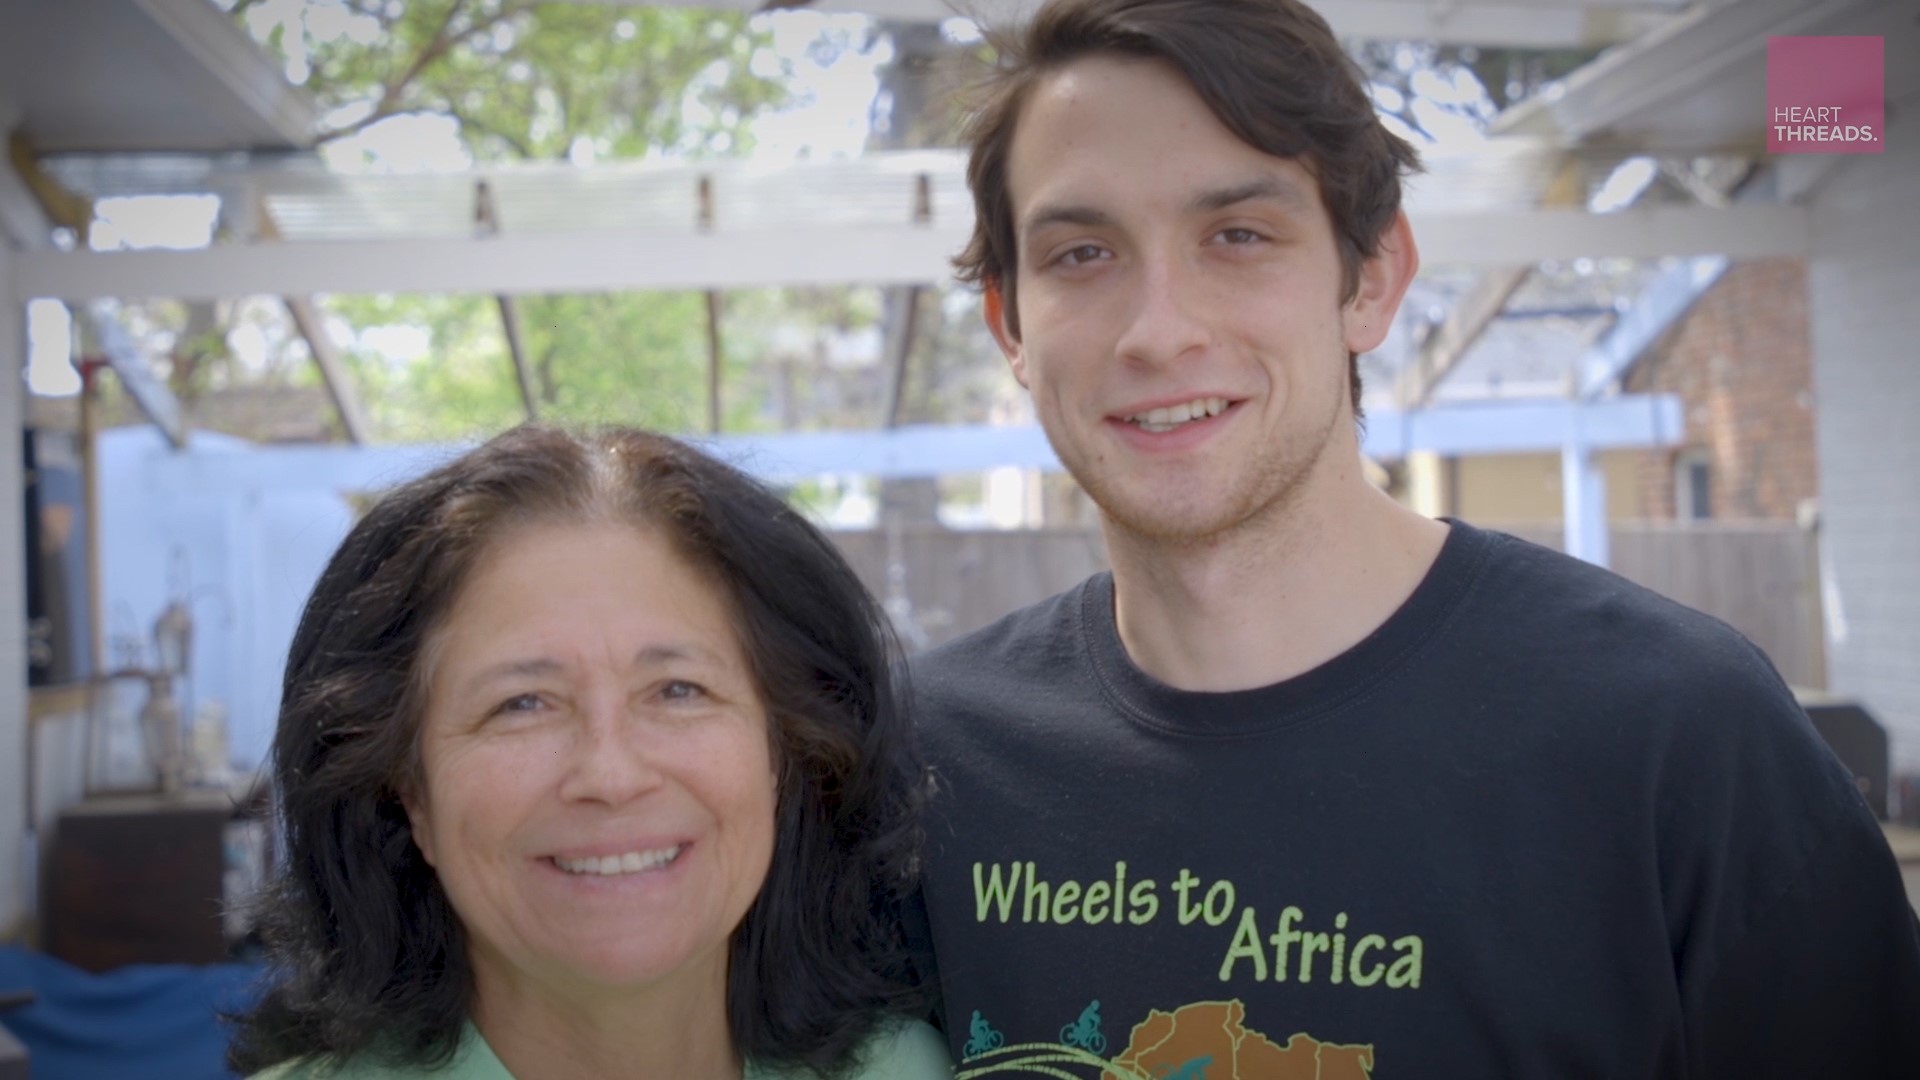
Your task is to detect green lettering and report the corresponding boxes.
[1051,881,1083,924]
[1174,869,1203,925]
[1300,931,1331,983]
[1386,935,1424,989]
[1112,862,1128,925]
[1128,880,1159,924]
[972,862,1021,923]
[1202,880,1235,927]
[1269,906,1304,982]
[1219,906,1267,982]
[1348,934,1387,987]
[1331,912,1348,985]
[1022,862,1049,924]
[1082,881,1111,924]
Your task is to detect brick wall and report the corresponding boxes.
[1624,259,1818,522]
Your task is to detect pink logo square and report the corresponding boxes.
[1768,36,1884,154]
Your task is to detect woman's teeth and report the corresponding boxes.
[554,844,685,876]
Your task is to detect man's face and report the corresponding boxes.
[991,56,1408,544]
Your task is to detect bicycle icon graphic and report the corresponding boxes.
[962,1010,1005,1060]
[1059,999,1107,1056]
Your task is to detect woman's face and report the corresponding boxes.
[404,521,778,1001]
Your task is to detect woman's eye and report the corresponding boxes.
[659,680,707,702]
[491,693,544,716]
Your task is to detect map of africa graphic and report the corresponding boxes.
[955,998,1374,1079]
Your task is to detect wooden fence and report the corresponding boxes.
[829,521,1826,689]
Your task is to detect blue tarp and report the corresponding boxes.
[0,946,264,1080]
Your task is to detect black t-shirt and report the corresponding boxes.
[910,521,1920,1078]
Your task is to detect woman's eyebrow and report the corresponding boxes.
[464,657,563,689]
[630,643,713,667]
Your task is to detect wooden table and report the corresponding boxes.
[43,792,236,973]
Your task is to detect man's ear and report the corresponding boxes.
[1343,210,1420,356]
[983,280,1030,390]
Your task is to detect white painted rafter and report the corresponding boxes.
[7,204,1809,303]
[589,0,1673,48]
[1493,0,1870,145]
[125,395,1683,493]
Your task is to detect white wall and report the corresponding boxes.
[1808,94,1920,771]
[1,246,27,937]
[99,428,356,771]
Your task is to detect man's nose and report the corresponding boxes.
[1113,252,1212,369]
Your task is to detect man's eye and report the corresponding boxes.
[1217,227,1263,244]
[1057,244,1107,267]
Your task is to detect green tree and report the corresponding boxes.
[216,0,802,443]
[238,0,787,161]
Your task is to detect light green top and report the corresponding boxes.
[251,1018,951,1080]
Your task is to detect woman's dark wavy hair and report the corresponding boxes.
[229,425,928,1077]
[953,0,1423,415]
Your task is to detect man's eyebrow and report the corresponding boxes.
[1187,176,1312,215]
[1021,203,1118,239]
[1020,178,1311,240]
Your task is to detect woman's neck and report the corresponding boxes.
[468,946,740,1080]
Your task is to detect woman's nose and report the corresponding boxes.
[556,701,666,806]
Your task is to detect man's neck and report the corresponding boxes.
[1104,470,1448,693]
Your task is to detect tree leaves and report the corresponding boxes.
[229,1,796,442]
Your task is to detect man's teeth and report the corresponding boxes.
[1127,397,1228,432]
[554,845,685,876]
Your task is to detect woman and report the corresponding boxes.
[232,425,950,1079]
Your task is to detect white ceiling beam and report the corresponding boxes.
[81,305,187,449]
[1410,204,1807,263]
[8,225,971,301]
[1396,266,1530,408]
[132,395,1683,490]
[0,99,39,251]
[6,205,1809,303]
[129,0,319,150]
[1579,255,1727,399]
[0,158,53,252]
[1364,394,1683,461]
[1,102,55,251]
[1329,3,1669,48]
[1493,0,1869,143]
[612,0,1669,47]
[283,296,371,445]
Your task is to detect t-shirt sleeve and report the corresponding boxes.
[852,1019,954,1079]
[1663,641,1920,1075]
[897,883,946,1031]
[1685,835,1920,1076]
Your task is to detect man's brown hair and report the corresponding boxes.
[953,0,1422,410]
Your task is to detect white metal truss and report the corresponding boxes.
[592,0,1679,48]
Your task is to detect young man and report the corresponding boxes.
[909,0,1920,1075]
